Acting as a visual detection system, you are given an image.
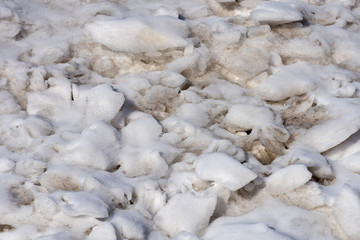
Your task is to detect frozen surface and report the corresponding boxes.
[0,0,360,239]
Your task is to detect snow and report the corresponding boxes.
[251,1,303,25]
[0,0,360,239]
[332,186,360,240]
[86,16,190,53]
[155,193,217,237]
[265,165,312,195]
[194,152,257,191]
[204,198,336,240]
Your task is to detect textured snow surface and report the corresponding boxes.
[0,0,360,239]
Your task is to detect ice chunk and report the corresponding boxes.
[0,158,14,173]
[73,84,125,123]
[255,62,316,101]
[86,16,189,53]
[290,111,360,153]
[83,171,133,208]
[324,130,360,161]
[27,79,75,124]
[88,222,116,240]
[204,222,292,240]
[121,114,162,147]
[194,152,257,191]
[39,165,86,192]
[30,45,69,66]
[134,180,167,215]
[174,231,202,240]
[274,149,334,180]
[0,174,24,213]
[176,103,210,127]
[34,195,60,219]
[204,198,335,240]
[251,1,303,25]
[266,165,312,194]
[224,104,275,132]
[118,149,169,178]
[57,191,109,218]
[59,122,121,170]
[341,152,360,173]
[15,158,47,177]
[110,210,150,240]
[155,193,217,237]
[36,231,73,240]
[0,225,37,240]
[154,6,179,18]
[332,186,360,240]
[0,91,21,114]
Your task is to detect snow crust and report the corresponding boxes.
[0,0,360,239]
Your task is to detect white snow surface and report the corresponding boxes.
[0,0,360,239]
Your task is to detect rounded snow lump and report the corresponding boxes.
[251,1,303,25]
[195,152,257,191]
[86,16,189,53]
[266,165,312,195]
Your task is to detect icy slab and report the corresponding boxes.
[86,16,189,53]
[251,1,303,25]
[155,193,217,237]
[266,165,312,195]
[194,152,257,191]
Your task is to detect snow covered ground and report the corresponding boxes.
[0,0,360,239]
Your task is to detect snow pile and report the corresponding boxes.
[0,0,360,239]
